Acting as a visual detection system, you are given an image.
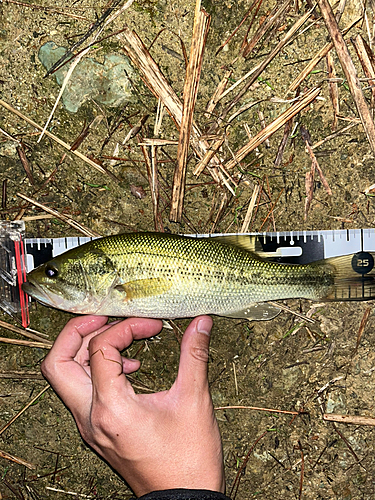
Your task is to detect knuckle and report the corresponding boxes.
[40,355,56,380]
[191,345,209,363]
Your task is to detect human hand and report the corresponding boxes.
[41,315,225,497]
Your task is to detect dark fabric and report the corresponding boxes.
[135,489,231,500]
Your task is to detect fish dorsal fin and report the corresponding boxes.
[114,277,172,300]
[212,235,262,254]
[222,303,281,321]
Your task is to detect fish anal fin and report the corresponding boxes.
[222,303,281,321]
[114,278,172,300]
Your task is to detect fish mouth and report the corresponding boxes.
[22,280,57,307]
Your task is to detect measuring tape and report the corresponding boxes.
[2,221,375,328]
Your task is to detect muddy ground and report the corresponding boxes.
[1,0,375,498]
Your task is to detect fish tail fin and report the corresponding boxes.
[322,252,375,301]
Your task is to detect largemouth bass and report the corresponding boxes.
[22,232,375,320]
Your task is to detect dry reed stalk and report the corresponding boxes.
[221,6,314,120]
[317,0,375,152]
[204,69,232,118]
[139,140,163,231]
[326,51,339,130]
[240,185,260,232]
[286,16,362,93]
[194,134,227,176]
[351,34,375,115]
[0,319,51,343]
[117,28,221,184]
[139,138,178,146]
[0,99,117,181]
[0,385,50,436]
[224,87,321,171]
[323,413,375,426]
[16,192,100,237]
[170,1,210,222]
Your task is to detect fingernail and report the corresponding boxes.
[197,318,212,336]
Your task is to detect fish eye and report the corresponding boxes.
[45,265,59,278]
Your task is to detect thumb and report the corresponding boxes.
[174,316,213,398]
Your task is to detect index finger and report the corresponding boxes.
[41,315,109,408]
[89,318,162,402]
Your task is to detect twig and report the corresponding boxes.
[311,122,358,149]
[0,371,44,380]
[332,423,363,466]
[0,448,36,470]
[0,385,50,436]
[221,6,315,121]
[0,337,51,349]
[45,487,93,498]
[258,188,284,231]
[215,405,303,415]
[0,99,118,181]
[44,0,135,77]
[1,0,90,20]
[317,0,375,153]
[37,44,93,143]
[267,301,315,323]
[242,0,291,58]
[215,0,261,55]
[0,319,51,343]
[170,2,210,222]
[301,125,332,219]
[274,118,293,167]
[16,193,100,237]
[286,16,362,93]
[323,413,375,426]
[118,28,221,183]
[354,306,372,354]
[230,431,268,499]
[224,87,321,171]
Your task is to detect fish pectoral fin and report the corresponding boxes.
[223,303,281,321]
[114,278,172,300]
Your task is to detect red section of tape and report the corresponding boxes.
[14,238,30,328]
